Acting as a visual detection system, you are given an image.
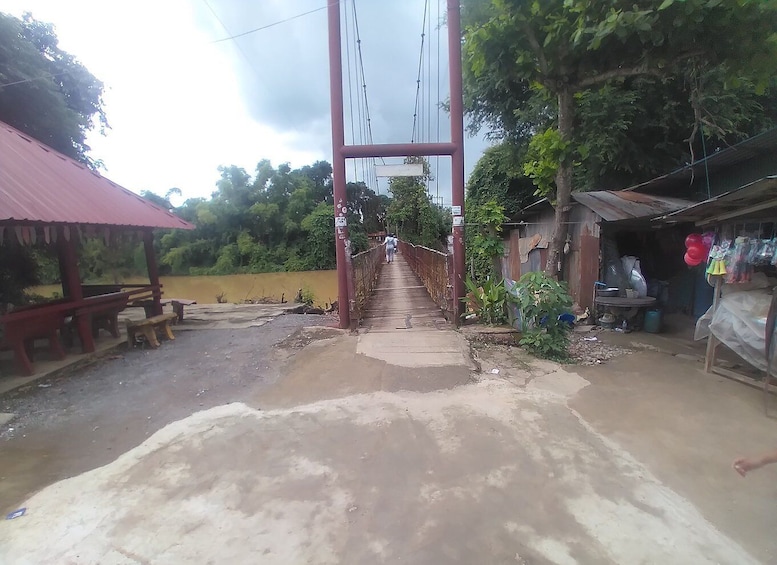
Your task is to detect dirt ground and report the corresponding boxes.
[0,314,333,516]
[2,317,777,563]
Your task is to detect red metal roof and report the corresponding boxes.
[0,121,193,230]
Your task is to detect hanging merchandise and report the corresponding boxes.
[749,238,776,266]
[683,232,709,268]
[725,236,754,284]
[706,243,728,276]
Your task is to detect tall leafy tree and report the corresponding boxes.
[0,12,107,165]
[462,0,777,277]
[386,157,450,249]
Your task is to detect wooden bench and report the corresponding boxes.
[126,312,177,349]
[1,304,69,376]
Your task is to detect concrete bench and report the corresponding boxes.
[170,299,196,323]
[130,298,196,323]
[126,312,177,349]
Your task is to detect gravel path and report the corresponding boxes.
[0,314,331,513]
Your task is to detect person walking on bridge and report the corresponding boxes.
[384,233,396,263]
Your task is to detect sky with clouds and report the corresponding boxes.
[3,0,491,206]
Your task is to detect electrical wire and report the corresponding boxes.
[0,71,69,89]
[202,0,268,88]
[210,4,334,44]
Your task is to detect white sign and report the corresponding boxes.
[335,216,347,227]
[375,163,425,177]
[452,216,464,226]
[451,205,461,216]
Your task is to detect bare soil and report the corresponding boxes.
[0,314,332,515]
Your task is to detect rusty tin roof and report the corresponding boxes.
[572,190,694,222]
[660,176,777,225]
[0,122,193,230]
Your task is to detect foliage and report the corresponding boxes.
[466,142,536,219]
[152,160,385,276]
[386,157,450,249]
[467,200,508,285]
[514,272,573,360]
[299,287,315,307]
[0,243,41,308]
[462,276,510,326]
[523,129,570,198]
[462,0,777,276]
[0,12,107,166]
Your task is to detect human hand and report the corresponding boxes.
[733,457,760,477]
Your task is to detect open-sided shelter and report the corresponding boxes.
[0,120,194,374]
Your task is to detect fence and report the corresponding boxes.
[350,243,384,325]
[397,240,453,318]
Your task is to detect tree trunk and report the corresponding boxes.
[546,87,575,279]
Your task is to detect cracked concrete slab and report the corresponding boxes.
[0,367,758,565]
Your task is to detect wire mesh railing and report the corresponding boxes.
[350,243,384,325]
[397,240,453,318]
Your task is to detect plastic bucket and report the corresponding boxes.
[644,309,662,333]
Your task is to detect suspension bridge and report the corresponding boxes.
[328,0,467,329]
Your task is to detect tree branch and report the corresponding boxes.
[575,64,663,90]
[521,22,550,77]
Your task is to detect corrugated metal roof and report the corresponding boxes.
[623,127,777,195]
[660,176,777,225]
[0,121,193,230]
[572,190,694,222]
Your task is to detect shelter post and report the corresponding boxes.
[56,227,94,352]
[143,231,163,316]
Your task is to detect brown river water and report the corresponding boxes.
[31,271,339,307]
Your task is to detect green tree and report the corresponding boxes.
[386,157,450,248]
[466,142,536,219]
[0,12,106,165]
[462,0,777,277]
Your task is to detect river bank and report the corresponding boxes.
[31,270,338,308]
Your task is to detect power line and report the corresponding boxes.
[210,4,333,44]
[202,0,267,87]
[0,71,70,89]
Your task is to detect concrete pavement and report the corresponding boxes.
[0,333,765,563]
[0,259,773,563]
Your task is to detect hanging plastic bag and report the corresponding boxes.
[621,256,647,298]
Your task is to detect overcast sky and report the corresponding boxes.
[3,0,491,206]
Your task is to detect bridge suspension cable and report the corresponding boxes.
[411,0,430,144]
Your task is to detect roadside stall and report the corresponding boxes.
[662,177,777,408]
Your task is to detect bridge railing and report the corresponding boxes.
[350,243,384,325]
[397,240,453,319]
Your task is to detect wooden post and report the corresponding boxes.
[143,230,163,316]
[57,226,94,352]
[704,277,722,373]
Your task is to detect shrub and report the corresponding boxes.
[514,271,573,360]
[462,276,510,325]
